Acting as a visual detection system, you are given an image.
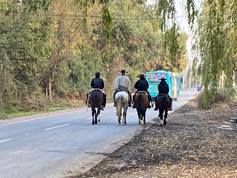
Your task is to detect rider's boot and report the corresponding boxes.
[86,93,91,107]
[154,96,158,110]
[147,93,152,108]
[132,95,136,108]
[102,94,106,109]
[128,93,132,107]
[113,92,116,107]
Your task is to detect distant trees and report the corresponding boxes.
[0,0,188,112]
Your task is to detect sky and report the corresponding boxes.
[146,0,203,73]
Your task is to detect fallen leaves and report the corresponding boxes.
[71,100,237,178]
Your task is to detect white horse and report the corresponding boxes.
[115,91,129,126]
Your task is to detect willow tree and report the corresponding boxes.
[192,0,237,108]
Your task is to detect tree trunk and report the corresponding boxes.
[48,72,52,102]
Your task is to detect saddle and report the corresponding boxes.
[91,88,104,93]
[158,93,168,97]
[136,91,148,95]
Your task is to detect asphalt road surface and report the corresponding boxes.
[0,88,198,178]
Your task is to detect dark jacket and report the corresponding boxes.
[91,76,104,89]
[158,80,169,94]
[134,78,149,91]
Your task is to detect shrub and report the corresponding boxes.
[196,91,229,109]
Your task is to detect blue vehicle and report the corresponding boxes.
[145,70,180,102]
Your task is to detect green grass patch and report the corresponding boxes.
[49,107,69,111]
[5,106,70,118]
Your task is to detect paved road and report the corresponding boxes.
[0,88,198,178]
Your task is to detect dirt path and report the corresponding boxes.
[70,99,237,178]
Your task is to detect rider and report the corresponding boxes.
[132,74,151,108]
[113,70,132,107]
[86,72,106,109]
[154,77,172,111]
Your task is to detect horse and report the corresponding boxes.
[133,91,150,124]
[155,94,170,126]
[115,91,129,126]
[89,89,104,125]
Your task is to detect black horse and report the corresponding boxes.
[89,89,104,125]
[134,91,150,124]
[155,94,170,126]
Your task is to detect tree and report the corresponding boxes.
[0,2,52,109]
[193,0,237,108]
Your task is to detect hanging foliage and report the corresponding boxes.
[194,0,237,109]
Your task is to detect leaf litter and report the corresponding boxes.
[69,98,237,178]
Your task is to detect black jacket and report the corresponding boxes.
[158,80,169,94]
[134,78,149,91]
[91,76,104,89]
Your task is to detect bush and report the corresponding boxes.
[18,92,50,112]
[196,91,229,109]
[0,106,8,119]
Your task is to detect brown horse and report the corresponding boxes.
[89,89,104,125]
[134,91,150,124]
[155,94,170,126]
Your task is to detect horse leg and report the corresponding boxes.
[138,113,142,125]
[97,109,101,122]
[122,108,127,125]
[136,110,141,124]
[164,109,168,125]
[118,116,121,124]
[94,108,98,124]
[159,112,163,126]
[143,109,147,124]
[92,107,96,125]
[118,107,121,124]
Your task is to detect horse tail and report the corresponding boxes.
[116,96,122,116]
[94,92,100,109]
[138,94,145,116]
[160,96,166,116]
